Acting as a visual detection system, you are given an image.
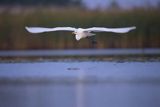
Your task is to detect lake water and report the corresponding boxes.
[0,61,160,107]
[1,82,160,107]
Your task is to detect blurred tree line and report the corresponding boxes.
[0,0,82,6]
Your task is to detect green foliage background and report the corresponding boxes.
[0,6,160,50]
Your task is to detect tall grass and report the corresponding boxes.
[0,6,160,50]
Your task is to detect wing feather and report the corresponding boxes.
[85,26,136,33]
[25,27,76,33]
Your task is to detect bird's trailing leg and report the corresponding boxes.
[87,36,97,48]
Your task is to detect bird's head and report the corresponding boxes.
[72,31,77,35]
[71,31,81,40]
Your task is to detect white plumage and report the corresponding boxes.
[25,26,136,41]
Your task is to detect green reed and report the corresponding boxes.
[0,6,160,49]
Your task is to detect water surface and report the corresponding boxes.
[0,61,160,107]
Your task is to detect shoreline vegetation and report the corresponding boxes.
[0,6,160,50]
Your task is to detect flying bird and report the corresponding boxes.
[25,26,136,41]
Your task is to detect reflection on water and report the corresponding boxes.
[0,82,160,107]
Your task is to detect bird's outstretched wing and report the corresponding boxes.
[25,27,76,33]
[85,26,136,33]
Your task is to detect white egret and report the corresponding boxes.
[25,26,136,41]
